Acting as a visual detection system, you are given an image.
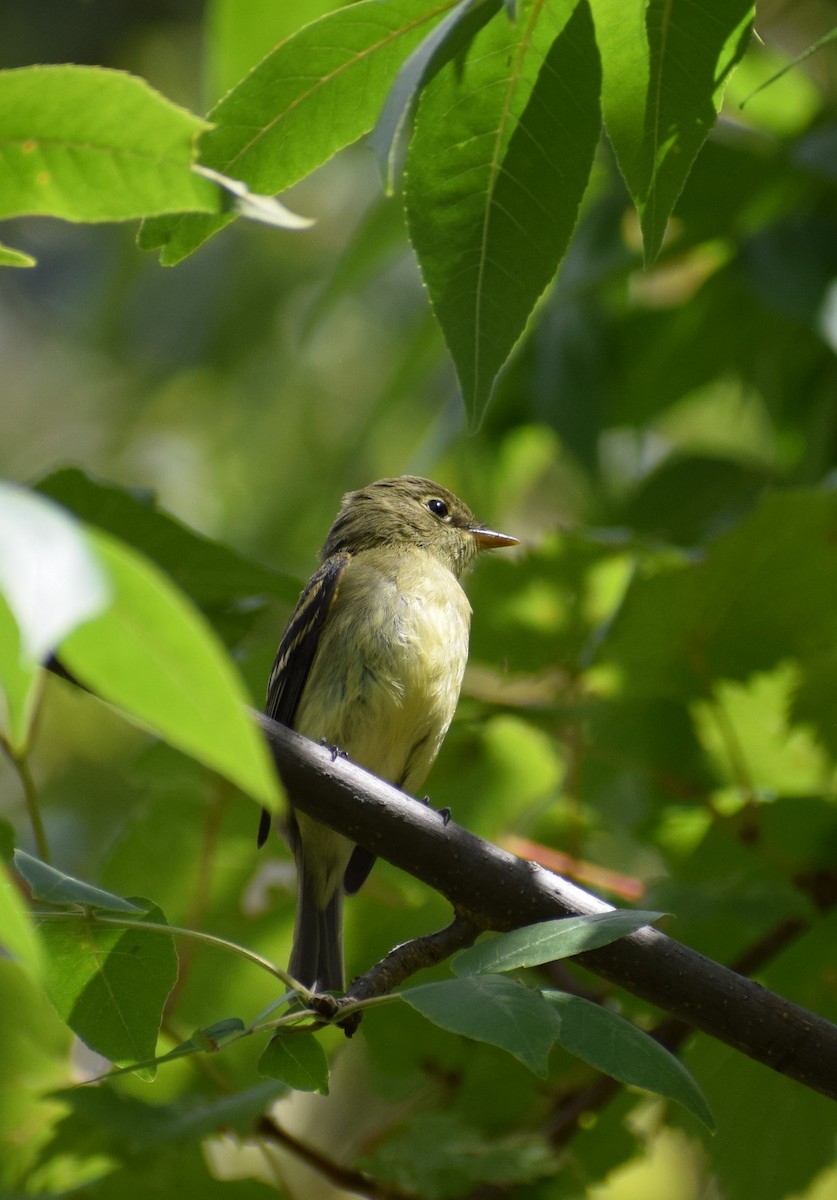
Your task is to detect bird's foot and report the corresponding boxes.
[318,737,348,763]
[420,795,452,826]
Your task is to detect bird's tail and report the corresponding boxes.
[288,862,344,993]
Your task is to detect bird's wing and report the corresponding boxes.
[258,550,351,847]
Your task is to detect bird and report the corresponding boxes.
[260,476,518,992]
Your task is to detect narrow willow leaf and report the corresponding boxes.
[371,0,502,193]
[452,910,665,976]
[38,903,177,1075]
[544,991,715,1130]
[0,65,219,221]
[0,239,35,267]
[402,975,562,1076]
[0,862,43,978]
[92,1018,248,1080]
[14,850,146,913]
[258,1030,330,1093]
[590,0,753,263]
[406,0,601,426]
[141,0,458,264]
[60,529,282,810]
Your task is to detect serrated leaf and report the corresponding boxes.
[371,0,502,193]
[402,975,562,1076]
[13,850,145,913]
[0,65,219,221]
[0,861,43,978]
[141,0,456,264]
[452,910,665,976]
[544,991,715,1130]
[59,528,282,810]
[406,0,601,426]
[258,1030,330,1093]
[37,902,177,1074]
[590,0,753,263]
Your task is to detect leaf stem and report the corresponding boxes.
[4,746,50,862]
[35,908,292,984]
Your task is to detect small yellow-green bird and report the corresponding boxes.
[260,476,518,992]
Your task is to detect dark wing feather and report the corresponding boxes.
[258,551,350,847]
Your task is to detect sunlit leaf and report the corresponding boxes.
[0,861,43,978]
[590,0,753,262]
[0,65,219,221]
[60,529,282,809]
[141,0,457,263]
[0,238,35,267]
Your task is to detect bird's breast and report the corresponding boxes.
[294,548,472,793]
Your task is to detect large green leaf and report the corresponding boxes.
[0,65,218,222]
[140,0,457,264]
[59,528,281,809]
[37,903,177,1074]
[36,467,299,644]
[590,0,753,262]
[402,975,562,1076]
[544,990,714,1129]
[0,861,43,979]
[406,0,601,425]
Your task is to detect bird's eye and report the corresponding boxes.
[427,498,449,520]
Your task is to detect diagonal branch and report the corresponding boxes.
[256,710,837,1103]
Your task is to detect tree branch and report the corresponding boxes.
[257,711,837,1103]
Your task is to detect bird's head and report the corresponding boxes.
[322,476,518,577]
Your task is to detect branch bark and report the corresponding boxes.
[257,711,837,1104]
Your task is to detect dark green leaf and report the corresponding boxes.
[258,1029,330,1092]
[544,991,714,1129]
[407,0,601,424]
[402,975,562,1076]
[14,850,145,912]
[452,910,664,976]
[37,903,177,1073]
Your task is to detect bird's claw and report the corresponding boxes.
[420,795,452,825]
[318,737,348,762]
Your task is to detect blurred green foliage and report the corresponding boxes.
[1,0,837,1198]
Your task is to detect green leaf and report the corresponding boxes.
[0,238,35,267]
[14,849,146,913]
[258,1029,330,1093]
[59,528,282,810]
[49,1079,286,1151]
[35,467,300,644]
[406,0,601,425]
[0,65,219,222]
[362,1111,559,1200]
[0,483,108,750]
[371,0,502,193]
[141,0,455,264]
[0,861,43,978]
[590,0,753,263]
[402,975,562,1076]
[452,910,665,976]
[37,902,177,1073]
[93,1018,248,1079]
[544,991,714,1130]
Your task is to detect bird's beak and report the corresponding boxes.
[468,525,519,550]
